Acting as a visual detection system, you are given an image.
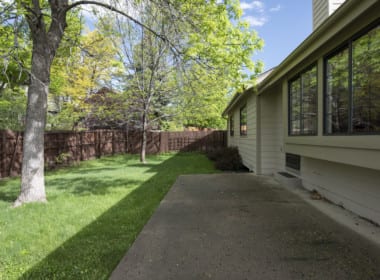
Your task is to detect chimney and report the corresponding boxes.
[312,0,346,30]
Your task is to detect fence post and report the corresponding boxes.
[112,130,115,155]
[80,132,83,161]
[1,131,6,178]
[8,131,20,177]
[160,131,169,153]
[96,130,101,158]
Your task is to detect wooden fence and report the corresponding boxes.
[0,129,226,178]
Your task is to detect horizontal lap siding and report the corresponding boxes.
[313,0,328,29]
[260,89,284,175]
[227,94,256,171]
[302,157,380,225]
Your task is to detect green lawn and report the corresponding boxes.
[0,152,218,279]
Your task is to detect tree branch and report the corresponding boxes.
[67,1,167,43]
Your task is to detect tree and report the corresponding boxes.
[99,4,180,163]
[48,29,121,130]
[83,87,127,129]
[2,0,262,206]
[166,64,231,130]
[5,0,161,206]
[0,87,27,130]
[100,0,263,162]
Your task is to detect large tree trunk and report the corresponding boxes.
[14,44,52,207]
[14,1,68,206]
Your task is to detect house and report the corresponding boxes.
[223,0,380,225]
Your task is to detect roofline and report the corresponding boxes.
[256,0,373,94]
[223,0,378,116]
[222,67,276,117]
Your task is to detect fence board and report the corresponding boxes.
[0,129,226,179]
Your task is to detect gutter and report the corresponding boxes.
[222,68,275,117]
[257,0,373,94]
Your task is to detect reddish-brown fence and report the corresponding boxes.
[0,129,226,178]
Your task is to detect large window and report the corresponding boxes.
[229,115,234,136]
[240,105,247,136]
[325,23,380,134]
[289,66,318,135]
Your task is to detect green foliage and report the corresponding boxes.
[0,153,218,279]
[1,0,263,132]
[0,87,27,130]
[0,22,31,89]
[167,65,230,130]
[48,29,122,130]
[179,0,264,86]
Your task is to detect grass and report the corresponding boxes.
[0,152,218,279]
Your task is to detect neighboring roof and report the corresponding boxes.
[223,0,379,116]
[222,68,275,116]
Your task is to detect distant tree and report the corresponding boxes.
[48,30,121,130]
[100,0,263,161]
[99,4,180,163]
[83,87,127,129]
[0,87,27,130]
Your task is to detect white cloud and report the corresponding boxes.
[269,4,281,12]
[243,15,267,27]
[240,1,264,13]
[240,1,268,27]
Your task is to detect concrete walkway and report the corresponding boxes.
[111,174,380,280]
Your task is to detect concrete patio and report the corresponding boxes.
[111,173,380,280]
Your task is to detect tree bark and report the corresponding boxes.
[14,0,68,206]
[14,46,50,206]
[140,111,147,163]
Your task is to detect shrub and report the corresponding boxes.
[206,146,243,171]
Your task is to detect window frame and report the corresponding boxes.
[288,64,318,136]
[323,20,380,135]
[240,104,247,136]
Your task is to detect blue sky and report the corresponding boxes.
[83,1,312,72]
[241,0,313,71]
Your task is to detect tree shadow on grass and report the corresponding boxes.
[0,178,19,202]
[47,177,141,196]
[20,153,214,279]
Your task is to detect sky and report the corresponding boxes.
[82,0,313,72]
[241,0,313,71]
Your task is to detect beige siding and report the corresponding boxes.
[227,94,256,171]
[301,157,380,225]
[259,87,284,175]
[313,0,346,30]
[313,0,328,30]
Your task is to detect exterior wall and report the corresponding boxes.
[301,157,380,225]
[281,1,380,224]
[313,0,346,30]
[225,0,379,224]
[257,85,284,175]
[227,93,257,171]
[313,0,329,30]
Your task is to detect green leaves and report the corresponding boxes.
[180,0,263,88]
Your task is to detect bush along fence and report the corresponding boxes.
[0,129,227,178]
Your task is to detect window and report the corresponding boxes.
[240,105,247,136]
[229,115,234,136]
[289,66,318,135]
[325,23,380,134]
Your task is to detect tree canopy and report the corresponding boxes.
[0,0,263,205]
